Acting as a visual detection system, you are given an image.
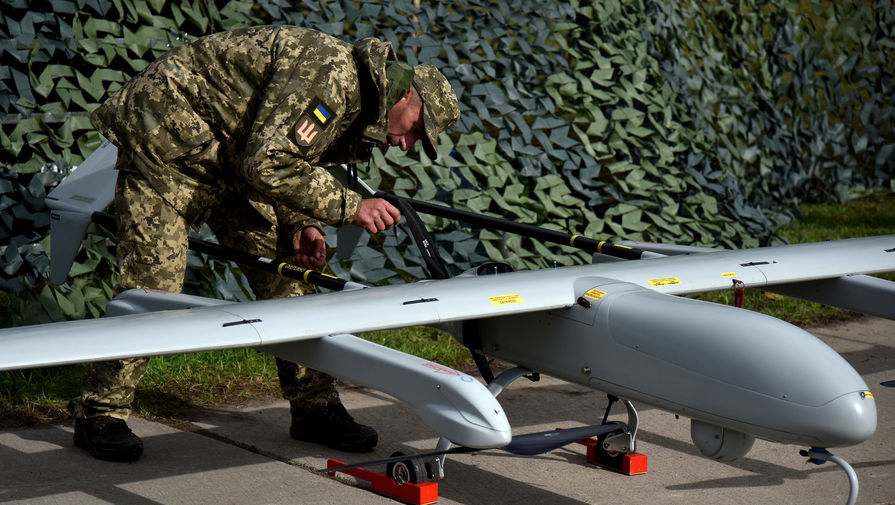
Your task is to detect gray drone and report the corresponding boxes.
[2,142,892,505]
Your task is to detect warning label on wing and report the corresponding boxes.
[648,277,682,287]
[489,294,523,306]
[721,272,737,278]
[584,289,607,300]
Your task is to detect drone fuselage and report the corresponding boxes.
[463,278,876,449]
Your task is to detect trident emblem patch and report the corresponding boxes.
[294,114,322,147]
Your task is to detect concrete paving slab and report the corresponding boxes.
[0,416,394,504]
[2,316,893,504]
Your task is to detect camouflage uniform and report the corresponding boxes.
[68,171,337,419]
[70,25,448,422]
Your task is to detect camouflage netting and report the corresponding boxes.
[1,0,893,321]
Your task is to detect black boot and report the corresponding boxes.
[73,416,144,462]
[290,403,378,452]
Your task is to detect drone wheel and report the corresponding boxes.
[386,451,425,485]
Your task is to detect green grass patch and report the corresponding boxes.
[0,365,84,427]
[362,326,472,370]
[783,192,895,242]
[139,349,281,403]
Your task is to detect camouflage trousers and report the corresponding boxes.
[68,170,339,421]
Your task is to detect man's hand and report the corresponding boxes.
[352,198,401,234]
[292,226,326,270]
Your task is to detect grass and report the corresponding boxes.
[2,192,893,425]
[0,366,83,426]
[783,191,895,242]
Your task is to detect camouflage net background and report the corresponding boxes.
[1,0,893,322]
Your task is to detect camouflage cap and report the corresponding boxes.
[413,63,460,160]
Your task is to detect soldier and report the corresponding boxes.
[69,25,460,462]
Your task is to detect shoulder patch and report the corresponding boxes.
[293,99,335,148]
[312,104,331,124]
[294,114,323,147]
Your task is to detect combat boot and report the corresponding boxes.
[73,416,144,462]
[289,403,378,452]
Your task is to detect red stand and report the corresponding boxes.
[554,428,647,475]
[574,437,648,474]
[327,459,439,505]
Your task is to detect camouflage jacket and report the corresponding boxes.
[92,26,398,229]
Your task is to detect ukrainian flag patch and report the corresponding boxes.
[293,99,334,149]
[313,104,330,123]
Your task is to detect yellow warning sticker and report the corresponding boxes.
[584,289,607,300]
[489,294,523,306]
[721,272,737,278]
[648,277,682,287]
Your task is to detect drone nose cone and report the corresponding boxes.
[437,378,512,448]
[589,282,876,447]
[813,391,877,447]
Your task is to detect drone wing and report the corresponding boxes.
[0,270,578,371]
[2,234,894,371]
[599,234,895,319]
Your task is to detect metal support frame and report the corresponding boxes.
[601,399,639,456]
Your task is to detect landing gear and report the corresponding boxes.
[326,367,647,504]
[598,394,640,456]
[578,394,648,475]
[487,368,647,474]
[800,447,859,505]
[387,451,425,485]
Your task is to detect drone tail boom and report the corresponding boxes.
[261,333,512,449]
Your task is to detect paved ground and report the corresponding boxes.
[1,316,893,505]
